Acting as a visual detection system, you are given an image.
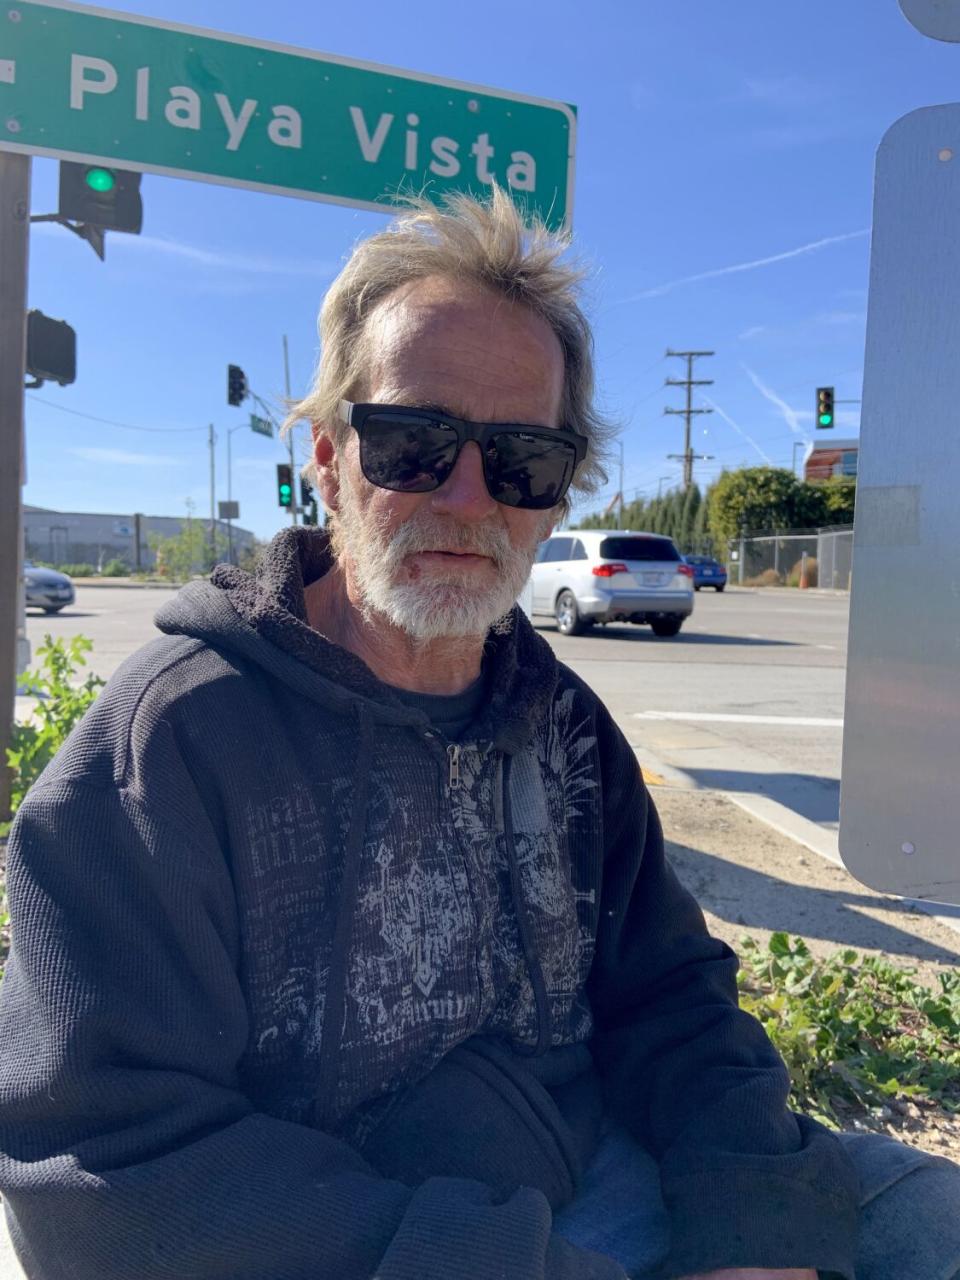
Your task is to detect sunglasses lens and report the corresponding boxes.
[360,414,458,492]
[486,432,577,510]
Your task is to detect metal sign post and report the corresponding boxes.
[0,0,576,230]
[0,151,29,820]
[840,105,960,904]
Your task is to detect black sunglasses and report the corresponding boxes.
[338,401,587,511]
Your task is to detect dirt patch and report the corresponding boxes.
[655,786,960,1160]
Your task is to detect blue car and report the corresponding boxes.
[684,555,727,591]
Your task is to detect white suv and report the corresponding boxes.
[529,530,695,637]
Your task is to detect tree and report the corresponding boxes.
[148,498,229,583]
[678,484,701,552]
[692,485,711,553]
[818,475,856,525]
[707,467,802,547]
[791,481,828,531]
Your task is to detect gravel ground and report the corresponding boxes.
[656,785,960,1161]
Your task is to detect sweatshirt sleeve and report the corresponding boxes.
[586,705,859,1280]
[0,778,624,1280]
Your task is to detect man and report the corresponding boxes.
[0,190,956,1280]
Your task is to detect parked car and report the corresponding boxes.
[683,554,727,592]
[529,530,694,637]
[23,561,75,614]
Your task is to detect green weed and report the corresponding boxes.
[738,932,960,1128]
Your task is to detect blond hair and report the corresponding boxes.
[285,187,612,513]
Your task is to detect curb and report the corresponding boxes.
[71,579,181,590]
[632,744,960,942]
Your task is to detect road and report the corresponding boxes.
[23,582,850,843]
[536,587,849,845]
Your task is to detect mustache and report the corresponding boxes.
[383,514,513,570]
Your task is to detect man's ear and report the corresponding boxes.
[312,427,340,514]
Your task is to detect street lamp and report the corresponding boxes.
[224,414,275,565]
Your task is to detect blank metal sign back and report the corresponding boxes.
[840,105,960,905]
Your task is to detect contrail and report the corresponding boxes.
[31,220,336,278]
[699,395,775,465]
[623,228,869,301]
[742,365,808,439]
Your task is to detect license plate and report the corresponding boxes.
[704,569,714,576]
[642,572,662,585]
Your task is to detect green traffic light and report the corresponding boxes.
[819,413,833,426]
[279,484,292,504]
[84,167,116,193]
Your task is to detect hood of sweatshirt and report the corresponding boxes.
[154,525,559,758]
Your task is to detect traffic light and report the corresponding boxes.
[300,477,313,508]
[58,162,143,234]
[228,364,248,407]
[276,463,293,508]
[816,386,835,429]
[25,311,76,387]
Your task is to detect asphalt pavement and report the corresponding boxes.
[535,586,849,859]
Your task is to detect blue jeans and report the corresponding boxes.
[553,1126,960,1279]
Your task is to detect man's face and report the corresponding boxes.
[314,275,565,641]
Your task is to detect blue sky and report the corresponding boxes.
[20,0,958,539]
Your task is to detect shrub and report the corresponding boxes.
[100,558,130,577]
[745,568,783,588]
[5,635,104,822]
[786,556,818,588]
[57,562,95,578]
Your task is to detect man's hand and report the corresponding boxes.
[678,1271,818,1279]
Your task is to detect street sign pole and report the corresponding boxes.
[283,335,297,528]
[0,150,30,820]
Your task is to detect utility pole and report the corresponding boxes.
[282,334,297,527]
[0,152,31,820]
[207,423,217,571]
[665,349,714,490]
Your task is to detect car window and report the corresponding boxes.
[545,537,574,562]
[599,536,681,562]
[534,541,552,564]
[570,539,589,561]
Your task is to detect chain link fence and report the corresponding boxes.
[727,526,854,590]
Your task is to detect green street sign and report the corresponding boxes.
[0,0,576,229]
[249,413,272,437]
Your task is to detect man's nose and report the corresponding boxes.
[428,441,498,521]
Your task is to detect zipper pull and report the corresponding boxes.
[447,743,461,791]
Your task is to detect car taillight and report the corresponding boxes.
[677,564,694,578]
[592,562,628,578]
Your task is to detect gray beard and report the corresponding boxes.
[333,481,548,641]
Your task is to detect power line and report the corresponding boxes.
[26,395,206,434]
